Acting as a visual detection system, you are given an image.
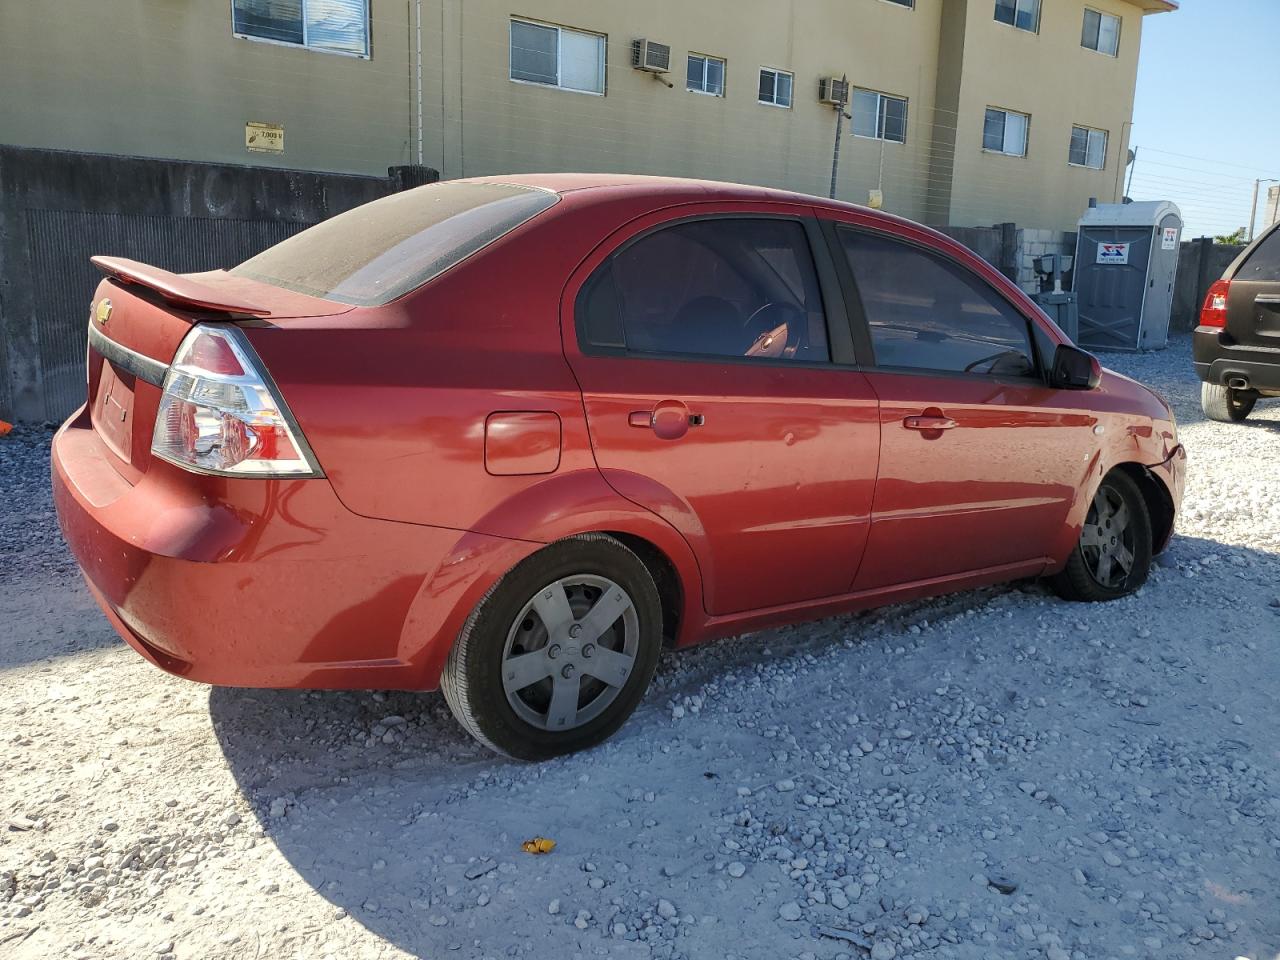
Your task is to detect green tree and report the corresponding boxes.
[1215,227,1247,245]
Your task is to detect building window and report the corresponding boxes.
[758,68,793,108]
[687,54,726,96]
[1069,125,1108,169]
[994,0,1040,33]
[852,90,908,143]
[881,0,914,6]
[983,108,1029,157]
[232,0,370,57]
[1082,8,1121,56]
[510,18,606,94]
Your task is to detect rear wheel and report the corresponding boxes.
[1051,471,1153,602]
[1201,382,1256,422]
[441,534,662,760]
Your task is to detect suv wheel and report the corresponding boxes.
[1051,471,1153,602]
[1201,382,1257,422]
[441,534,663,760]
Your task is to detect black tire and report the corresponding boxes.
[1201,382,1256,422]
[441,534,662,760]
[1051,470,1153,602]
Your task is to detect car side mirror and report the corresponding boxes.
[1050,344,1102,390]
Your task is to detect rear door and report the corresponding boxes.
[830,224,1098,591]
[563,207,879,616]
[1227,224,1280,348]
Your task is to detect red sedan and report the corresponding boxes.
[52,175,1185,759]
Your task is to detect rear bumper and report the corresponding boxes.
[51,411,529,690]
[1193,328,1280,393]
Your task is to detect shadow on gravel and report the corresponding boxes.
[207,531,1280,959]
[0,578,122,671]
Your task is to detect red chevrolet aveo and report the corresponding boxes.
[53,175,1185,758]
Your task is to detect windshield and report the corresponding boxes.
[231,182,558,306]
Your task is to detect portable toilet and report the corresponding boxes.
[1073,201,1182,351]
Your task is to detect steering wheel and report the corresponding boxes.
[963,349,1030,375]
[742,302,806,358]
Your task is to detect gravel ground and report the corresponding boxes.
[2,335,1278,960]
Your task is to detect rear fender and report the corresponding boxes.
[404,469,706,688]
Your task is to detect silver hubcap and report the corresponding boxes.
[501,575,638,732]
[1079,484,1135,589]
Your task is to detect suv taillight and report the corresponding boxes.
[151,325,321,477]
[1199,279,1230,329]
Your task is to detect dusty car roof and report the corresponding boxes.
[461,172,824,206]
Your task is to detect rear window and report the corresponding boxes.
[231,182,558,306]
[1237,226,1280,282]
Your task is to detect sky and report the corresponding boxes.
[1128,0,1280,239]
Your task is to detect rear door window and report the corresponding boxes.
[839,228,1037,378]
[1237,227,1280,281]
[577,218,831,363]
[232,182,558,306]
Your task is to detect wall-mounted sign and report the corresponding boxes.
[245,121,284,154]
[1097,242,1130,265]
[1162,227,1178,250]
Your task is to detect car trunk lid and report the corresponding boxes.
[84,260,349,482]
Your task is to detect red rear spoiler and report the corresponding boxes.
[91,256,273,317]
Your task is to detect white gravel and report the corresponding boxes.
[2,335,1278,959]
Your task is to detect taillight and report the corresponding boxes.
[151,324,321,477]
[1199,279,1230,329]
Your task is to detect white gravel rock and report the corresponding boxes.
[1,342,1278,958]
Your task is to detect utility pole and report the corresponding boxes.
[829,74,850,201]
[1248,179,1280,240]
[1250,179,1260,241]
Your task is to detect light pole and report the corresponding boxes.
[1248,178,1280,241]
[829,74,852,201]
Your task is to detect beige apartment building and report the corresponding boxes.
[1,0,1174,232]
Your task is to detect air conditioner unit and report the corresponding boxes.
[818,76,849,106]
[632,38,672,74]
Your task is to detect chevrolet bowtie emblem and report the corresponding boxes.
[95,299,113,325]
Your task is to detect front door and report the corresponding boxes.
[564,211,880,616]
[832,224,1098,591]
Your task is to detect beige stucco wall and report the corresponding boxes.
[0,1,413,176]
[440,0,943,223]
[943,0,1143,229]
[0,0,1159,230]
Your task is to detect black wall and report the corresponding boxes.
[0,146,435,422]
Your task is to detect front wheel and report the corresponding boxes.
[1051,471,1153,602]
[1201,382,1256,422]
[441,534,663,760]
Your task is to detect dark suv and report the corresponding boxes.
[1194,221,1280,421]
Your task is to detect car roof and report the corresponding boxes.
[459,171,929,235]
[464,172,796,200]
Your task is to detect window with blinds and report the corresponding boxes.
[510,19,606,94]
[232,0,370,57]
[1069,125,1108,169]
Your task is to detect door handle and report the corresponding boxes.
[629,402,703,440]
[1254,295,1280,306]
[630,411,705,427]
[903,415,957,431]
